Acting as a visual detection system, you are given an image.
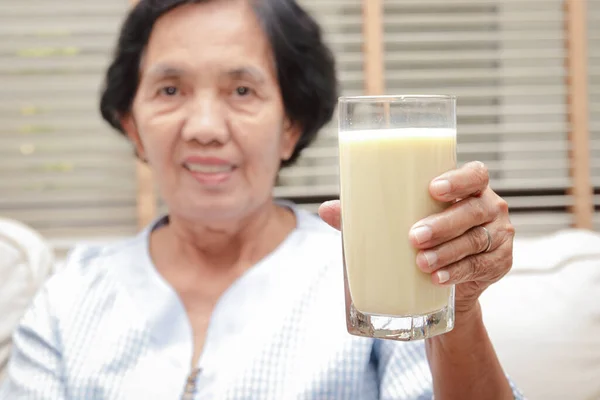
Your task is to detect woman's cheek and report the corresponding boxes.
[137,121,179,168]
[145,109,185,141]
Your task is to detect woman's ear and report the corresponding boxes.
[281,118,302,161]
[120,114,147,161]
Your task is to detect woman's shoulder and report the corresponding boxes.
[293,206,341,244]
[293,205,339,234]
[44,232,150,311]
[283,206,344,271]
[57,230,148,275]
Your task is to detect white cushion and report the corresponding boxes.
[480,229,600,400]
[0,218,54,382]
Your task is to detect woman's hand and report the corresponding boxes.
[320,161,517,398]
[408,161,515,315]
[319,161,515,317]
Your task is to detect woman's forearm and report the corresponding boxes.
[425,302,513,400]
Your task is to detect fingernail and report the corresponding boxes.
[322,200,338,208]
[431,179,451,195]
[436,270,450,284]
[410,225,432,244]
[422,251,437,268]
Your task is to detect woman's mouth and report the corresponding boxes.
[183,160,236,186]
[184,163,235,173]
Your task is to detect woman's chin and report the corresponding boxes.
[167,198,258,222]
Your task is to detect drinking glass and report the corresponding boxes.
[338,95,457,341]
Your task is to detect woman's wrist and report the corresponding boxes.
[426,301,484,361]
[454,301,484,332]
[425,301,514,400]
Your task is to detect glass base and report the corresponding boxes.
[340,233,455,341]
[346,303,455,341]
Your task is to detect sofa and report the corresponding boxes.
[0,218,55,382]
[1,220,598,399]
[480,229,600,400]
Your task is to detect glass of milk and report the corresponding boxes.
[338,95,457,341]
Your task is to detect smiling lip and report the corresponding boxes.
[183,156,236,185]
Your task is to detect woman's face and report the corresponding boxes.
[122,1,300,222]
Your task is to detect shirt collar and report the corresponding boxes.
[115,203,306,371]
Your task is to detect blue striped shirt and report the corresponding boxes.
[0,207,524,399]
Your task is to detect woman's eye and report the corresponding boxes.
[160,86,179,96]
[235,86,252,97]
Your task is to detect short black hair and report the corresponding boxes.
[99,0,339,167]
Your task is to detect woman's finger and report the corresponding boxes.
[409,189,502,249]
[431,240,514,286]
[318,200,341,231]
[416,222,499,273]
[430,161,489,203]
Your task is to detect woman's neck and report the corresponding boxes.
[151,201,297,274]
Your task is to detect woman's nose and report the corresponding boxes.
[181,94,229,145]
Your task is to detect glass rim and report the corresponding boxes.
[338,94,456,103]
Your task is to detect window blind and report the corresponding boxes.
[272,0,362,216]
[160,0,575,236]
[277,0,574,235]
[380,0,573,236]
[0,1,137,251]
[274,0,363,200]
[590,0,600,230]
[1,0,584,244]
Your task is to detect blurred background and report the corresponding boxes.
[0,0,597,254]
[0,1,599,399]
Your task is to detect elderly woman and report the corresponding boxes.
[0,0,521,399]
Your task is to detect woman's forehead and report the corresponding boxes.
[141,1,274,76]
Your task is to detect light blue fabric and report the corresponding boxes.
[0,206,524,399]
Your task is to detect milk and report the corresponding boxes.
[339,128,456,316]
